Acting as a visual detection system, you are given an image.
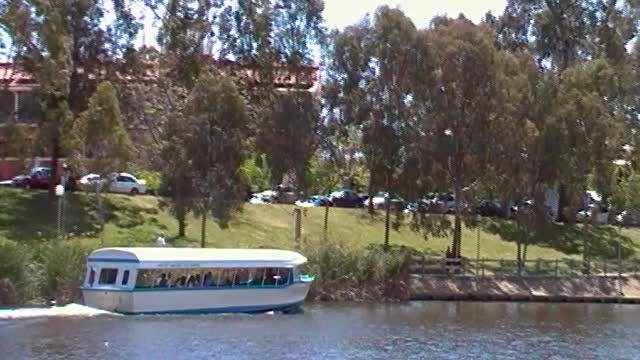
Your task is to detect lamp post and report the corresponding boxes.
[444,128,458,258]
[55,184,64,238]
[383,193,391,252]
[56,163,70,239]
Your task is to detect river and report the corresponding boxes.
[1,302,639,359]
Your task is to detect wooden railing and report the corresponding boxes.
[409,256,640,277]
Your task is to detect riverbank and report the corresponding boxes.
[410,275,640,303]
[2,188,640,306]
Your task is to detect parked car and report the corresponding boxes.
[0,174,28,187]
[249,193,273,205]
[13,167,51,190]
[79,173,101,191]
[295,195,332,208]
[615,210,640,227]
[109,173,146,195]
[476,200,504,217]
[329,189,363,208]
[274,185,299,204]
[79,172,146,195]
[576,205,610,224]
[420,192,455,213]
[369,192,405,209]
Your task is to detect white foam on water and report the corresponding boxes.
[0,303,119,320]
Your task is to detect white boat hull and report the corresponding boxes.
[82,282,311,314]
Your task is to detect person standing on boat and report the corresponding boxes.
[155,233,166,247]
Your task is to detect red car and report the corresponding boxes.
[14,167,52,190]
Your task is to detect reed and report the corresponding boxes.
[301,238,412,302]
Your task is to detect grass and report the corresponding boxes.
[1,187,639,260]
[2,187,640,305]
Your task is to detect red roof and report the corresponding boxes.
[0,63,35,86]
[0,60,319,91]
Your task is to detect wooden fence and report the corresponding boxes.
[410,257,640,277]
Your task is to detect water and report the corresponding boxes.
[1,302,640,359]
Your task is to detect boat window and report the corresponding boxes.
[98,268,118,285]
[234,268,250,286]
[121,270,130,286]
[263,268,280,286]
[135,269,156,288]
[279,268,291,285]
[217,269,234,287]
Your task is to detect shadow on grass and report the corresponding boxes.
[0,189,160,242]
[482,218,638,259]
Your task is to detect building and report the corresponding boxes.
[0,60,320,179]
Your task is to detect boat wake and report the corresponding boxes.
[0,303,119,320]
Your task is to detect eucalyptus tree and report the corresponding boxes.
[67,81,133,230]
[414,17,501,258]
[321,20,373,190]
[218,0,325,189]
[496,0,640,70]
[0,0,140,198]
[182,71,251,247]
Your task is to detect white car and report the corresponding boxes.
[249,193,272,204]
[79,172,146,195]
[109,173,146,195]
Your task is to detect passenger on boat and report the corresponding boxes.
[263,269,275,285]
[174,275,187,288]
[194,274,201,287]
[157,273,168,287]
[186,275,195,288]
[203,272,214,287]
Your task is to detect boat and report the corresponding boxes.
[80,247,314,314]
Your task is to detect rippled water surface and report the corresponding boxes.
[2,302,640,359]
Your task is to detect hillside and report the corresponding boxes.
[2,188,639,260]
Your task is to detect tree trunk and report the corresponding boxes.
[516,240,522,276]
[383,197,391,252]
[200,212,206,248]
[48,136,61,199]
[452,179,462,258]
[177,212,186,238]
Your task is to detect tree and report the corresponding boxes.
[1,0,140,198]
[68,81,133,230]
[321,21,373,189]
[182,71,251,247]
[69,81,133,174]
[218,0,325,189]
[414,17,501,258]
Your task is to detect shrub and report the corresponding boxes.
[301,238,411,302]
[137,170,161,193]
[36,240,92,304]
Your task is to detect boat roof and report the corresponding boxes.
[87,247,308,268]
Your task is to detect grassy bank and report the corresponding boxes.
[1,188,640,305]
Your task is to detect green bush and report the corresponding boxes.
[301,238,411,302]
[137,170,161,192]
[0,240,35,303]
[35,240,92,303]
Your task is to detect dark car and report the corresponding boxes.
[14,167,51,189]
[0,174,28,187]
[476,200,504,217]
[329,189,363,208]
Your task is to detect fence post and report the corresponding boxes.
[421,255,426,279]
[555,259,559,277]
[604,260,608,276]
[292,207,302,248]
[481,258,485,277]
[323,205,329,242]
[618,240,623,297]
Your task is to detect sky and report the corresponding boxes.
[134,0,507,48]
[1,0,507,59]
[322,0,506,30]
